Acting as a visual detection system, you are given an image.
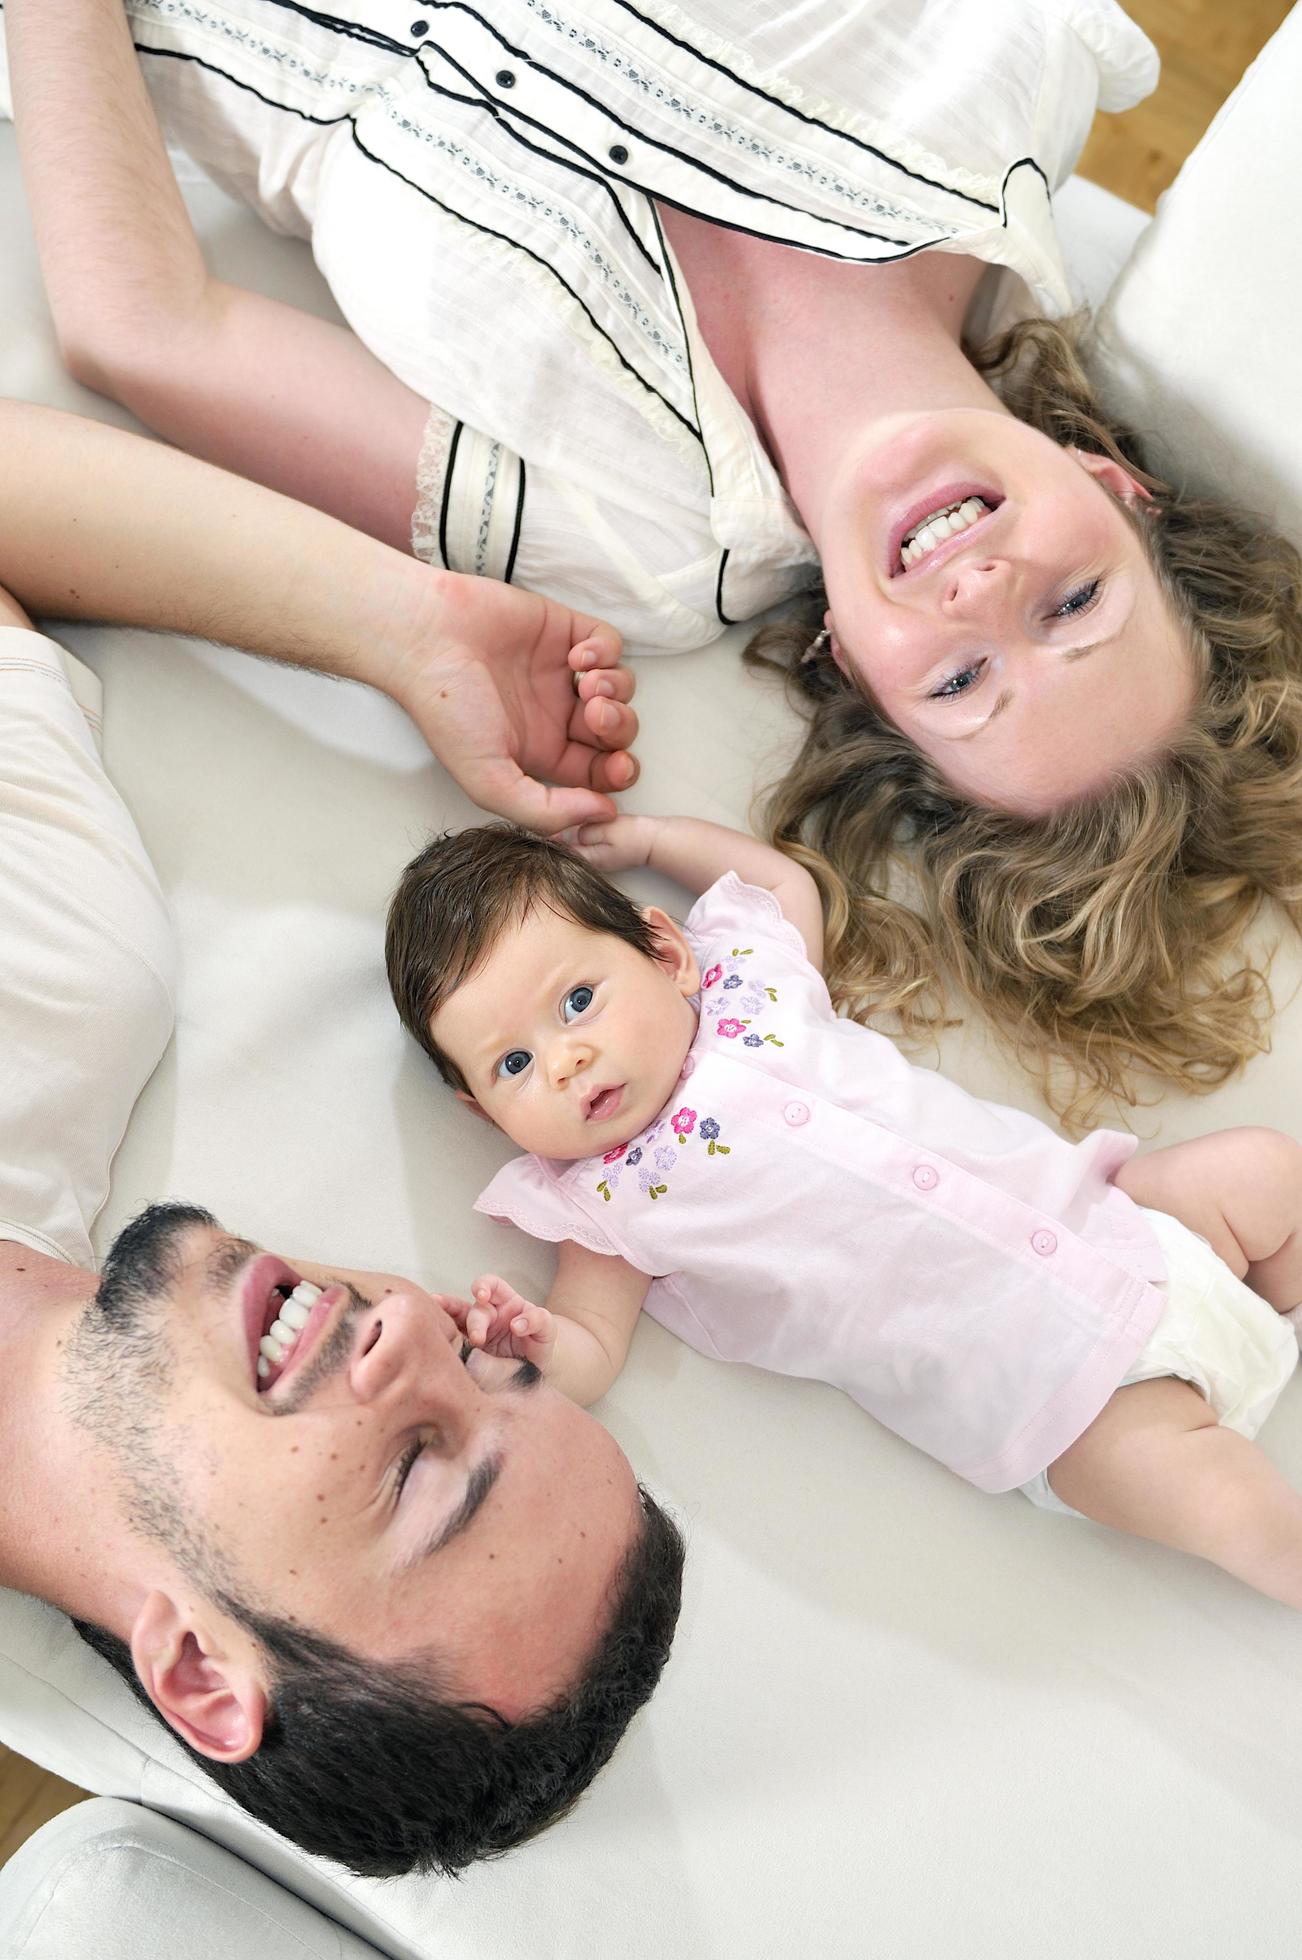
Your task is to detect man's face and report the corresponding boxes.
[75,1209,644,1717]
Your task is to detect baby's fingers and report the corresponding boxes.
[508,1302,557,1366]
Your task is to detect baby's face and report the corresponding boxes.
[431,905,701,1160]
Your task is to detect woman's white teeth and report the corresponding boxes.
[258,1281,322,1376]
[900,497,989,569]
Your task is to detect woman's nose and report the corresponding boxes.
[941,556,1010,614]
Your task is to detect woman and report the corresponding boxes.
[10,0,1301,1121]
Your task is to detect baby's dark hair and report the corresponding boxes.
[386,824,660,1092]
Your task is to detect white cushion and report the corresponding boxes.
[1091,6,1302,546]
[0,1799,384,1959]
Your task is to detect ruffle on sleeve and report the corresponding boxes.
[474,1153,618,1258]
[686,872,814,965]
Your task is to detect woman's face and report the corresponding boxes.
[817,409,1196,814]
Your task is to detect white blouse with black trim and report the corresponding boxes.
[122,0,1157,650]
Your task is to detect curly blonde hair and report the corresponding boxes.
[746,316,1302,1129]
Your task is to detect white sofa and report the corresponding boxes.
[3,12,1302,1957]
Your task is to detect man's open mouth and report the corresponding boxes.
[257,1279,322,1386]
[242,1255,330,1393]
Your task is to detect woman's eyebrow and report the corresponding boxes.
[946,634,1119,743]
[948,688,1012,741]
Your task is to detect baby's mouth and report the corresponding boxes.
[585,1085,625,1123]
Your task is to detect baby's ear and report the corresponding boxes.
[641,906,701,996]
[455,1090,495,1125]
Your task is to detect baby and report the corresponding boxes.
[386,818,1302,1603]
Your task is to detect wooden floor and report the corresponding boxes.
[1,0,1296,1880]
[1076,0,1293,210]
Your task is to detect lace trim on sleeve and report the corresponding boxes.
[410,403,527,583]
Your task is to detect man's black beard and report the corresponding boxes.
[93,1201,221,1334]
[64,1200,229,1587]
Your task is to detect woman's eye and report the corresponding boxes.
[563,985,594,1021]
[1052,578,1101,621]
[496,1048,532,1080]
[929,660,984,702]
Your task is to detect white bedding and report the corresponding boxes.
[2,67,1302,1960]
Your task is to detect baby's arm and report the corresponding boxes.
[572,814,825,968]
[1113,1126,1302,1311]
[441,1243,652,1405]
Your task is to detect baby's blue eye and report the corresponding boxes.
[497,1049,532,1080]
[564,985,594,1021]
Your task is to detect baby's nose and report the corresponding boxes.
[550,1038,592,1086]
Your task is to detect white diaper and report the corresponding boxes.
[1022,1206,1298,1517]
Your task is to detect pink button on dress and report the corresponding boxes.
[476,876,1170,1492]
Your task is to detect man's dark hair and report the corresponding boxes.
[74,1484,683,1877]
[386,824,660,1092]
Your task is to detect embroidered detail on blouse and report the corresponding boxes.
[697,940,784,1044]
[522,0,960,233]
[135,0,356,97]
[595,1111,730,1201]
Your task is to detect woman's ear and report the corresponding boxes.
[130,1590,267,1764]
[640,906,701,996]
[823,609,849,676]
[1069,447,1153,508]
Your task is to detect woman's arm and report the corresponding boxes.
[7,0,428,550]
[574,814,825,967]
[0,399,636,826]
[441,1246,653,1406]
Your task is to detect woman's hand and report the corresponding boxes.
[390,572,639,833]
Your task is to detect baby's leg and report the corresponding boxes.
[1114,1127,1302,1310]
[1048,1377,1302,1607]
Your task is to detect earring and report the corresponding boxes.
[801,626,830,666]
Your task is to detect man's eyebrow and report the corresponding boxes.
[399,1364,538,1567]
[404,1453,504,1569]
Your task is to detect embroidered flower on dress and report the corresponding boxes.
[602,1143,627,1164]
[699,1118,720,1141]
[626,1146,643,1166]
[654,1145,677,1174]
[716,1017,748,1038]
[702,964,723,989]
[671,1106,696,1140]
[743,1033,763,1048]
[723,973,742,990]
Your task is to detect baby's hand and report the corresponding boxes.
[560,813,658,873]
[442,1273,557,1371]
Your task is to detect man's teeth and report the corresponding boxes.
[900,497,989,569]
[257,1281,322,1379]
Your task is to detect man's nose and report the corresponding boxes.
[548,1035,594,1089]
[348,1291,471,1423]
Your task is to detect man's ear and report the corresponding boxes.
[640,906,701,996]
[1069,447,1154,509]
[455,1089,495,1124]
[130,1590,266,1764]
